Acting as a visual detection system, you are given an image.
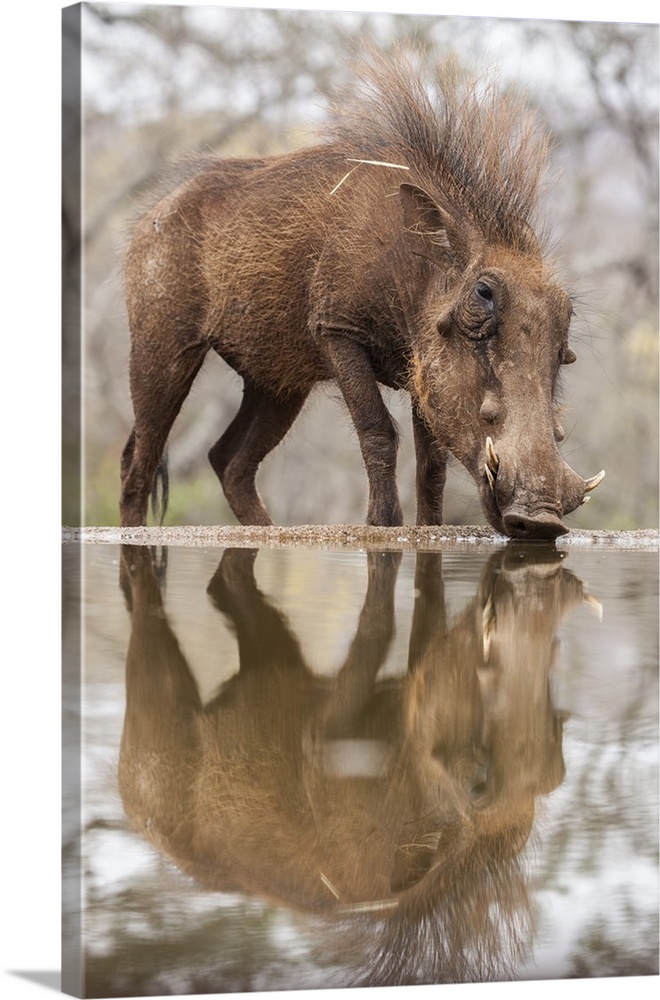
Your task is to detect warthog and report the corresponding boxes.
[118,544,599,984]
[119,53,605,537]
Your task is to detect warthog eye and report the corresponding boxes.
[475,281,494,305]
[456,277,501,339]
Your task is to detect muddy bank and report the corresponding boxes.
[63,524,658,551]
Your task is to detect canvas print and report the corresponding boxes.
[62,2,659,997]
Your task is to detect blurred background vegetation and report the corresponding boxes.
[63,3,659,528]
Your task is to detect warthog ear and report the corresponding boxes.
[399,183,456,265]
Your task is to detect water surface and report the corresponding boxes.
[63,540,659,996]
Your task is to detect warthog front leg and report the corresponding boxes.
[412,405,448,526]
[320,550,402,735]
[322,334,403,526]
[407,551,448,668]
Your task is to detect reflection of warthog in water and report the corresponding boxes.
[119,52,605,537]
[118,545,599,985]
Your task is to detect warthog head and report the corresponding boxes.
[402,188,605,539]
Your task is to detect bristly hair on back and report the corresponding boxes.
[325,47,552,255]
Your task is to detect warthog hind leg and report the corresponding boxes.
[120,343,206,526]
[208,380,308,525]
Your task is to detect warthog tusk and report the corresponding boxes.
[484,436,499,492]
[584,470,606,492]
[484,464,496,491]
[482,596,495,661]
[485,436,499,474]
[583,594,603,622]
[580,495,591,505]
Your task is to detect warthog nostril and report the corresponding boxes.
[502,510,569,540]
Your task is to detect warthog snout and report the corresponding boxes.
[501,509,569,541]
[483,436,605,541]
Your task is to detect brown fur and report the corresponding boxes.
[120,52,596,536]
[118,543,589,985]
